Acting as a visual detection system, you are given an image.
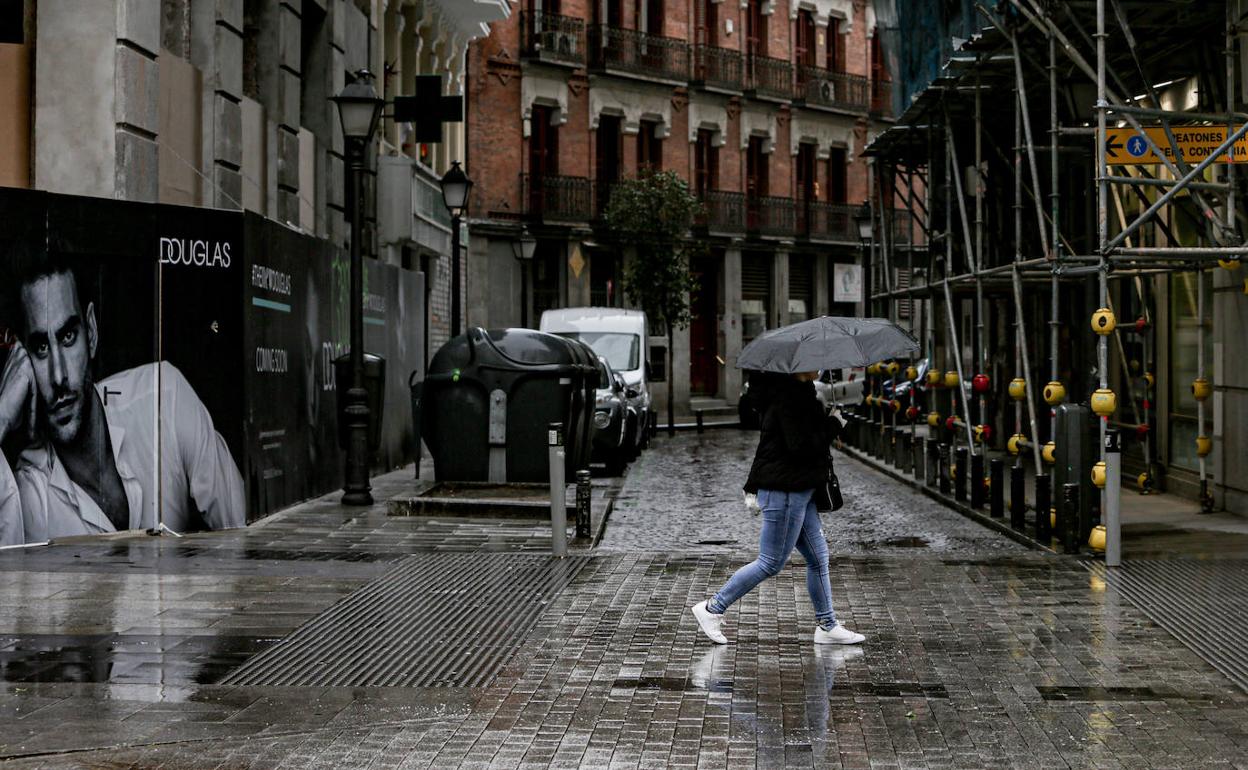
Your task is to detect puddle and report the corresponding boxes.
[876,536,930,548]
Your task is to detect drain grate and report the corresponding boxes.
[220,552,590,688]
[1087,559,1248,694]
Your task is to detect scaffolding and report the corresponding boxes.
[860,0,1243,545]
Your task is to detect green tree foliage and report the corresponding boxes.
[604,170,706,433]
[604,170,704,331]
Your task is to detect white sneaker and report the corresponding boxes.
[691,600,728,644]
[814,623,865,645]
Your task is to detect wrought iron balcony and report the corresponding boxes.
[520,11,585,67]
[747,195,796,236]
[798,200,858,242]
[696,190,747,233]
[589,25,690,83]
[745,54,794,101]
[521,173,593,221]
[692,45,743,92]
[795,66,869,112]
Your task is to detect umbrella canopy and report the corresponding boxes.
[736,316,919,374]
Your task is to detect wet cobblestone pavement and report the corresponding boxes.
[2,433,1247,768]
[600,430,1027,556]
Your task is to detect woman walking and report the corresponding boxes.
[691,370,864,646]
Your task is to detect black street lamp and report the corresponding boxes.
[510,227,537,327]
[331,69,384,507]
[853,202,874,316]
[440,160,473,337]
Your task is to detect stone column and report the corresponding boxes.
[772,247,790,328]
[814,250,830,316]
[190,0,244,210]
[723,245,744,405]
[34,0,161,201]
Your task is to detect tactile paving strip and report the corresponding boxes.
[220,552,591,687]
[1088,558,1248,693]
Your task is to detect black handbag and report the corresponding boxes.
[814,455,843,512]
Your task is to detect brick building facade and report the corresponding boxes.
[465,0,891,417]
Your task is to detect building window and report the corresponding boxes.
[746,0,767,57]
[642,0,664,35]
[0,0,23,44]
[695,0,718,46]
[638,119,662,172]
[530,104,560,177]
[694,128,719,196]
[827,147,847,203]
[827,18,844,72]
[795,9,815,68]
[870,28,890,111]
[590,251,619,306]
[742,252,771,344]
[532,240,564,319]
[789,254,813,322]
[596,115,623,214]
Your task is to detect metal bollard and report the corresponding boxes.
[696,409,704,434]
[1105,430,1122,567]
[900,432,912,475]
[925,439,938,488]
[1061,482,1081,554]
[1034,474,1051,542]
[575,469,592,540]
[547,422,567,557]
[938,444,951,495]
[1010,465,1026,532]
[892,429,904,470]
[913,434,924,483]
[970,452,985,509]
[954,447,968,502]
[989,458,1004,519]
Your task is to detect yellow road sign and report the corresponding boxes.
[1105,125,1248,165]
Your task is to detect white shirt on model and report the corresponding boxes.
[0,361,244,544]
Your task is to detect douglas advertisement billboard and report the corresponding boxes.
[0,190,422,544]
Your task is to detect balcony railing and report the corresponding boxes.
[521,173,593,221]
[746,54,794,101]
[748,194,796,236]
[798,200,858,241]
[520,11,585,67]
[590,25,691,83]
[692,45,743,91]
[796,66,869,112]
[696,190,747,233]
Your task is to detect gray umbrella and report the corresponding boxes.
[736,316,919,373]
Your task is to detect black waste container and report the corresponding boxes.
[420,327,597,482]
[334,353,386,451]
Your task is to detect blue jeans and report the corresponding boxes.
[708,488,836,629]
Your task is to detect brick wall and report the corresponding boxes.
[465,0,885,228]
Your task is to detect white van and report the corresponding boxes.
[540,307,650,456]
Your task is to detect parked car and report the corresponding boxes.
[739,369,863,429]
[591,356,631,475]
[541,307,650,456]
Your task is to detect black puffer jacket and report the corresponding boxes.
[743,372,842,493]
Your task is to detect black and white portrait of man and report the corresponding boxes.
[0,249,244,544]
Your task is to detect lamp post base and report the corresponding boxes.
[342,489,374,506]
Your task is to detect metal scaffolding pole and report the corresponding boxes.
[1048,29,1060,446]
[1096,0,1113,533]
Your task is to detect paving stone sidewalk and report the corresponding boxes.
[3,432,1248,768]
